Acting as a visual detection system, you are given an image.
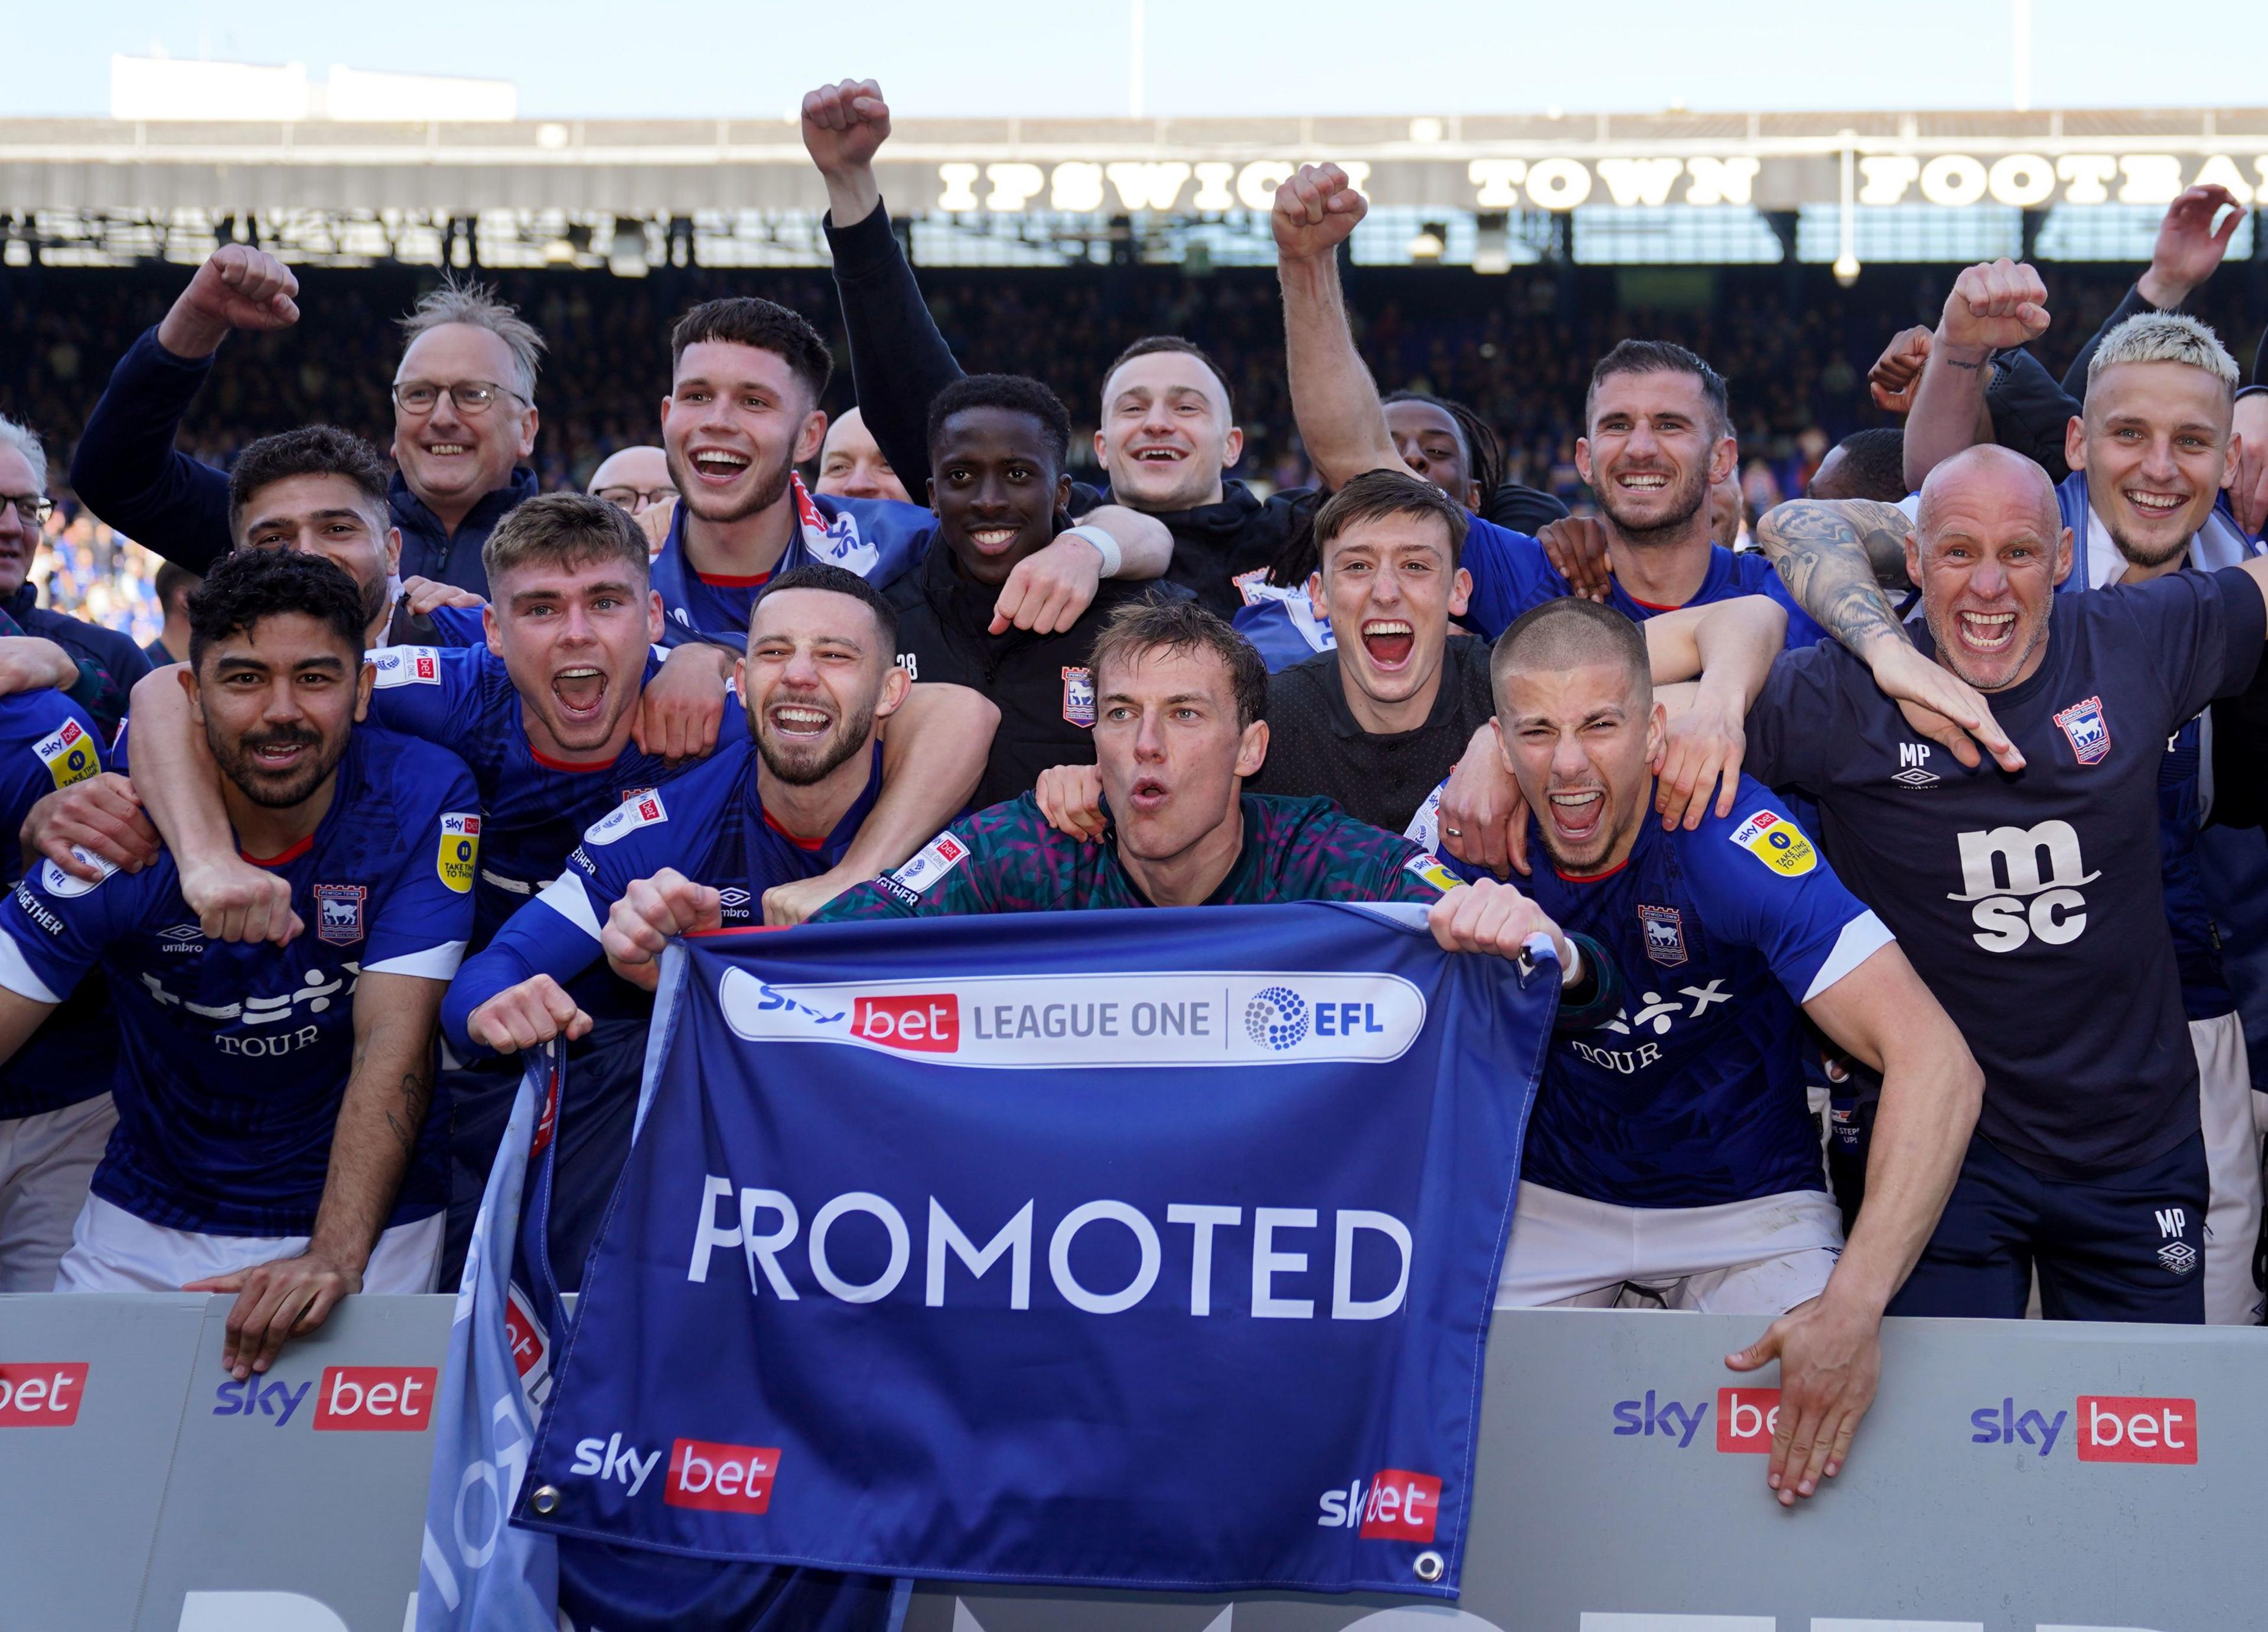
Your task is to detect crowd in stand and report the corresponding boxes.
[1,74,2266,1518]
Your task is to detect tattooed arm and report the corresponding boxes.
[1756,498,2025,772]
[184,970,444,1378]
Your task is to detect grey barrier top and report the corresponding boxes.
[0,1294,2254,1631]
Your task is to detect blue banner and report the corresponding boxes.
[516,901,1557,1597]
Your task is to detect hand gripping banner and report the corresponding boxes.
[515,901,1557,1597]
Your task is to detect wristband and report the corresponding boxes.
[1067,523,1122,579]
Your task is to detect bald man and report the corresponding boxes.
[588,445,675,517]
[814,406,910,504]
[1749,445,2268,1323]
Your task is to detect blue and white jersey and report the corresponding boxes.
[1231,518,1829,672]
[1443,778,1889,1208]
[0,690,115,1121]
[0,727,478,1236]
[366,641,744,1027]
[439,737,884,1056]
[2054,468,2265,1021]
[649,474,935,646]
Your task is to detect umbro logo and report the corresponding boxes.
[1893,743,1940,787]
[158,923,203,942]
[716,887,752,915]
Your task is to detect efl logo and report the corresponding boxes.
[2076,1395,2197,1464]
[851,993,959,1053]
[312,1366,438,1431]
[1357,1469,1442,1542]
[1716,1387,1781,1453]
[666,1438,780,1513]
[0,1362,86,1427]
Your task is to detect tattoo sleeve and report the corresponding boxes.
[1755,499,1918,660]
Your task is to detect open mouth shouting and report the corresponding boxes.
[1360,618,1415,670]
[1954,609,2018,654]
[1544,783,1608,851]
[689,446,752,488]
[551,665,609,726]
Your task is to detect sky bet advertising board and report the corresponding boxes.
[513,902,1560,1596]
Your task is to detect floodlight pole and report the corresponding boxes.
[2012,0,2032,112]
[1130,0,1146,119]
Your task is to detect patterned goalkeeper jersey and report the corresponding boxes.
[814,792,1464,919]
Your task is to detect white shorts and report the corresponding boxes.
[1496,1181,1844,1315]
[0,1094,117,1292]
[2194,1011,2266,1325]
[52,1194,444,1294]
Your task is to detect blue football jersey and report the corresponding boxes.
[0,727,479,1235]
[440,737,884,1055]
[650,483,935,646]
[0,690,116,1120]
[1233,520,1828,671]
[365,641,745,1025]
[1512,779,1890,1207]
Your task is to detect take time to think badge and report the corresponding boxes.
[438,812,482,895]
[1728,808,1816,877]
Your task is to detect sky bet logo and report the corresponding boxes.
[0,1362,87,1427]
[1973,1395,2198,1464]
[721,968,1423,1068]
[212,1365,435,1430]
[1316,1469,1441,1541]
[1610,1388,1783,1451]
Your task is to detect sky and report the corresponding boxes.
[10,1,2268,122]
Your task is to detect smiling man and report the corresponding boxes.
[813,406,910,504]
[1234,469,1493,834]
[1754,443,2268,1323]
[0,550,475,1379]
[69,254,539,596]
[441,562,976,1047]
[878,374,1192,808]
[650,297,1166,652]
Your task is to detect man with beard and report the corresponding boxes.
[441,563,927,1048]
[1478,598,1979,1505]
[1752,445,2268,1321]
[70,256,542,598]
[650,296,1168,649]
[0,551,475,1377]
[112,495,995,1284]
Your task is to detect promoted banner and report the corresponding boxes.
[514,902,1559,1597]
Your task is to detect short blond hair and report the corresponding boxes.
[2087,311,2239,396]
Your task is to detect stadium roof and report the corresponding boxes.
[5,108,2268,214]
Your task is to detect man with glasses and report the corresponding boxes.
[70,247,543,600]
[587,446,676,520]
[0,417,150,740]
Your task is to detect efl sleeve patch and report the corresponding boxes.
[1728,808,1817,877]
[584,789,668,847]
[38,848,118,899]
[1402,852,1462,896]
[437,812,482,895]
[888,830,971,896]
[32,719,98,790]
[370,647,444,688]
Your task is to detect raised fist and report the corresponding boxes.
[1273,163,1367,263]
[158,245,300,360]
[802,79,892,177]
[1868,326,1933,414]
[1937,259,2049,357]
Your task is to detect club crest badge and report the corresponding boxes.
[2054,696,2111,766]
[312,883,367,946]
[1637,904,1688,967]
[1062,666,1096,728]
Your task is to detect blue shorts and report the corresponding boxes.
[440,1015,649,1294]
[1889,1130,2208,1323]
